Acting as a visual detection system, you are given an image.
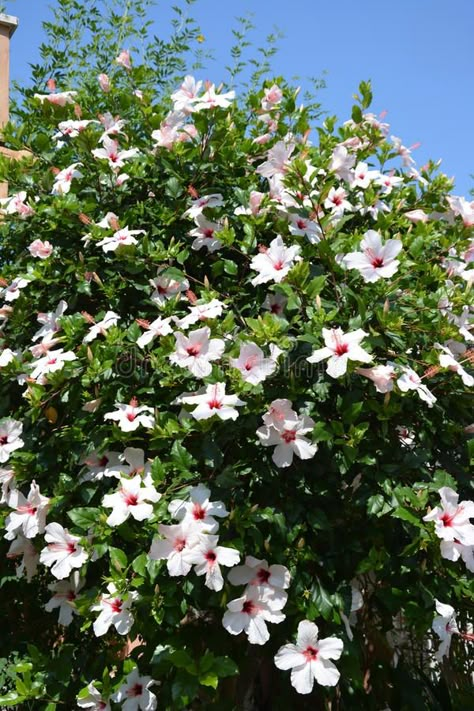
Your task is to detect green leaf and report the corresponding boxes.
[67,507,99,530]
[109,547,128,572]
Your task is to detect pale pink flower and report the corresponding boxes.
[437,341,474,387]
[98,73,111,92]
[40,522,88,579]
[193,84,235,111]
[329,145,355,182]
[115,172,130,186]
[169,326,225,378]
[98,112,126,141]
[423,486,474,546]
[432,600,458,660]
[446,195,474,227]
[171,75,203,112]
[262,399,298,429]
[262,293,287,316]
[349,162,380,190]
[1,277,29,302]
[77,682,111,711]
[149,522,202,577]
[96,226,145,252]
[4,481,50,540]
[307,328,372,378]
[230,342,281,385]
[188,214,223,252]
[83,311,120,343]
[375,173,403,195]
[136,316,173,348]
[257,414,317,468]
[440,539,474,573]
[116,50,131,70]
[34,91,77,106]
[182,193,224,219]
[149,273,189,306]
[104,400,155,432]
[102,474,161,527]
[79,450,123,482]
[222,585,286,645]
[168,483,228,533]
[391,135,416,167]
[324,187,352,217]
[33,300,68,342]
[261,84,283,111]
[92,583,138,637]
[174,298,225,330]
[0,348,18,368]
[228,556,291,601]
[404,209,429,223]
[397,366,437,407]
[51,162,83,195]
[111,668,157,711]
[29,348,77,384]
[45,571,84,626]
[256,140,295,179]
[151,110,186,149]
[0,467,15,503]
[355,364,396,393]
[92,136,139,169]
[0,418,24,463]
[250,236,301,286]
[53,120,97,144]
[28,239,54,259]
[274,620,344,693]
[186,534,240,591]
[178,382,245,421]
[7,534,39,581]
[288,213,322,243]
[0,191,35,218]
[234,191,265,216]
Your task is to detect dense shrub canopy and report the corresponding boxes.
[0,2,473,709]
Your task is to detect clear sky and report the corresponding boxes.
[2,0,473,196]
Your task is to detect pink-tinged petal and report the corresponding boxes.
[361,230,383,252]
[274,644,306,670]
[326,354,349,378]
[149,538,173,560]
[216,406,240,421]
[215,546,240,567]
[292,439,317,460]
[290,663,314,694]
[106,505,129,527]
[268,564,291,589]
[114,610,134,635]
[167,551,192,576]
[307,347,332,363]
[222,610,247,635]
[130,502,153,521]
[272,443,294,468]
[296,620,319,648]
[247,616,270,645]
[311,658,340,686]
[440,540,461,562]
[93,610,112,637]
[317,636,344,660]
[347,345,372,363]
[381,239,403,261]
[205,564,224,591]
[439,487,459,508]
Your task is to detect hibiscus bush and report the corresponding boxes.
[0,1,473,709]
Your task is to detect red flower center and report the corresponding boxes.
[126,412,136,421]
[127,683,143,698]
[208,398,222,409]
[67,591,76,601]
[174,537,186,552]
[110,598,123,613]
[335,343,349,356]
[124,492,139,506]
[0,435,9,445]
[67,542,76,554]
[281,429,296,444]
[242,600,255,614]
[205,550,217,563]
[273,261,284,271]
[98,455,109,466]
[257,568,271,584]
[303,645,319,661]
[371,257,384,268]
[192,503,206,520]
[440,511,455,527]
[203,229,214,238]
[186,344,201,356]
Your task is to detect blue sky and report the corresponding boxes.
[2,0,473,195]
